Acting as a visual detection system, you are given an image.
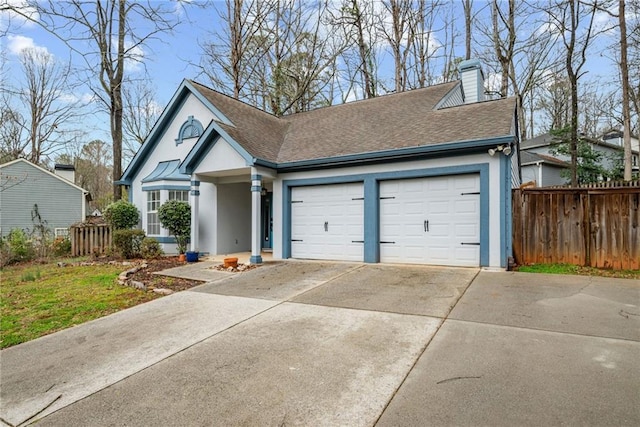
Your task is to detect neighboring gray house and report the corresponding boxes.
[520,151,569,187]
[0,159,89,237]
[519,131,639,186]
[119,59,520,269]
[602,130,640,172]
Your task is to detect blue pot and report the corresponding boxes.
[185,251,199,263]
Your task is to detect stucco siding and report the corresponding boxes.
[0,161,84,236]
[216,182,251,253]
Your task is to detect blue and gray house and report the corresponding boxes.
[119,59,520,269]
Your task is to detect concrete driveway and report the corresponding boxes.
[1,262,638,426]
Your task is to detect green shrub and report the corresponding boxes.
[2,229,36,265]
[141,237,163,259]
[158,200,191,254]
[104,200,140,230]
[51,236,71,257]
[112,229,145,259]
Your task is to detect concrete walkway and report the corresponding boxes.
[1,262,638,426]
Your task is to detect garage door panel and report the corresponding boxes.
[291,183,363,261]
[380,175,480,267]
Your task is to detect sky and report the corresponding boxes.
[1,0,624,162]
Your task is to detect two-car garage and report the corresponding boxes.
[289,174,481,267]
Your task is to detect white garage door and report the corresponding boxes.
[291,183,364,261]
[379,174,480,266]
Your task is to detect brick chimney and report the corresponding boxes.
[54,164,75,183]
[458,59,485,104]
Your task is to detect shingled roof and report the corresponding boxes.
[189,80,516,164]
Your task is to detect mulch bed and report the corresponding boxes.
[127,257,205,292]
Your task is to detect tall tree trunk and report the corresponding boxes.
[463,0,472,60]
[619,0,632,181]
[112,0,125,201]
[567,0,578,187]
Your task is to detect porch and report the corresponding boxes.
[189,167,275,264]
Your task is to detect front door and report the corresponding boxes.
[261,192,273,249]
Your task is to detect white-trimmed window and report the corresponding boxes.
[54,228,69,238]
[147,190,161,235]
[168,190,189,202]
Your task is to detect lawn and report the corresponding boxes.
[0,260,159,349]
[516,263,640,280]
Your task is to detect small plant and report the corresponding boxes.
[104,200,140,230]
[2,229,35,265]
[112,229,146,259]
[51,236,71,257]
[141,237,164,259]
[20,269,41,282]
[158,200,191,254]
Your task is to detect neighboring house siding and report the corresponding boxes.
[0,161,84,236]
[521,164,566,187]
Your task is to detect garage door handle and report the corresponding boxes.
[324,221,328,232]
[424,220,429,232]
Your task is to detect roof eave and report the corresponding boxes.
[274,135,517,172]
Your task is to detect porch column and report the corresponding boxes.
[250,171,263,264]
[190,179,200,252]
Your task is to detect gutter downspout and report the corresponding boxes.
[537,162,543,186]
[82,191,88,222]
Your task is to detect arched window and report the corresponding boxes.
[175,116,203,146]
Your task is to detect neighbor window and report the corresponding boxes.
[168,190,189,202]
[147,190,161,235]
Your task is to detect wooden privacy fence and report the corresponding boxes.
[70,223,112,257]
[512,186,640,270]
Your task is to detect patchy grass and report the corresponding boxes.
[0,261,159,349]
[516,263,640,280]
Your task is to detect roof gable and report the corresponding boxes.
[119,79,257,185]
[0,158,88,193]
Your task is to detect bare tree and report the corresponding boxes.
[379,0,415,93]
[618,0,632,180]
[535,70,572,132]
[10,48,79,166]
[544,0,600,186]
[337,0,380,99]
[200,0,346,115]
[5,1,179,199]
[199,0,274,100]
[406,0,442,88]
[462,0,473,60]
[0,108,26,163]
[122,79,161,161]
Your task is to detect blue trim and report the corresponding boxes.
[251,185,262,192]
[142,185,190,191]
[282,163,490,266]
[127,187,133,203]
[180,121,255,175]
[251,174,262,181]
[363,177,379,263]
[190,190,200,196]
[141,160,190,183]
[501,153,513,268]
[250,255,263,264]
[175,115,204,146]
[275,136,514,171]
[154,236,177,244]
[120,81,191,185]
[184,80,234,126]
[190,180,200,186]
